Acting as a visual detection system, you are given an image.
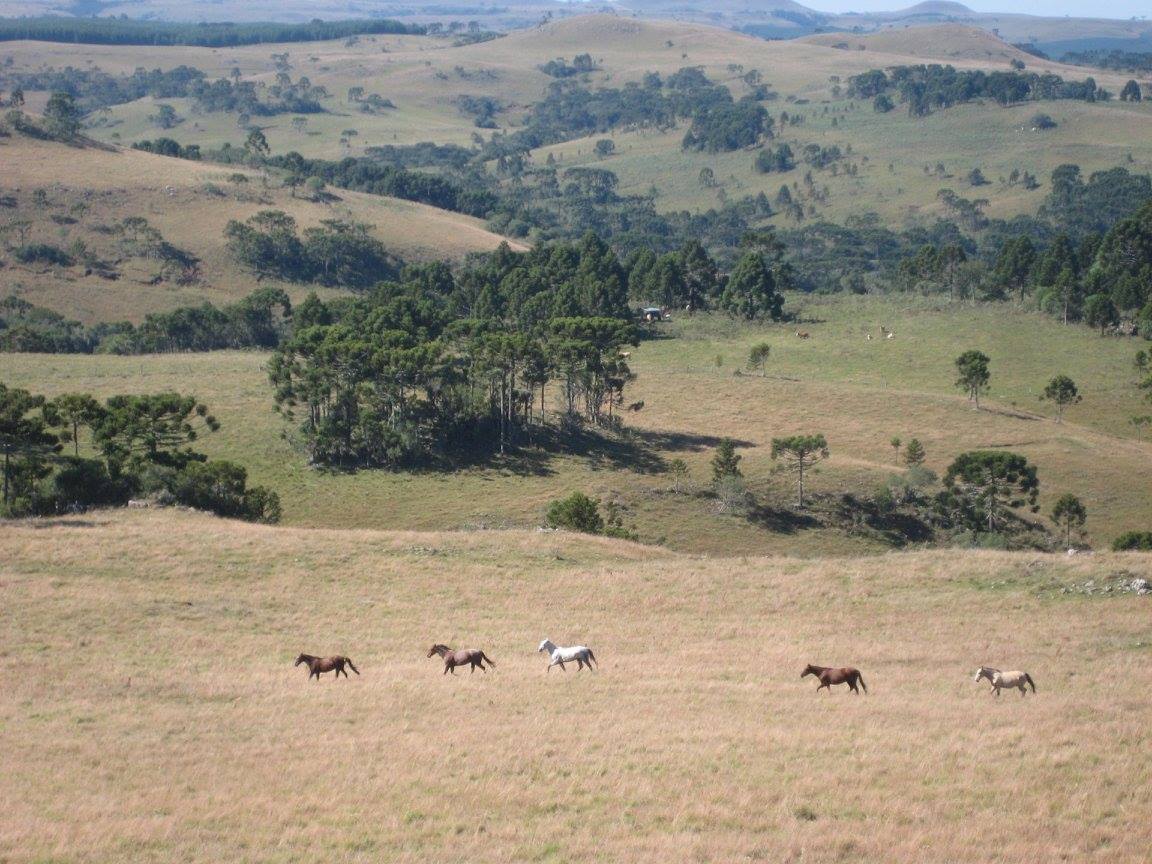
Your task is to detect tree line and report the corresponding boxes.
[0,17,420,47]
[0,289,292,355]
[0,384,279,522]
[849,64,1113,117]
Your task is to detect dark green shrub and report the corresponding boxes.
[1111,531,1152,551]
[545,492,604,534]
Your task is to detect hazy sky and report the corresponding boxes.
[804,1,1148,17]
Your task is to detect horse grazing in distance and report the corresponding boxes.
[801,664,867,694]
[538,639,597,672]
[427,644,496,674]
[295,653,359,681]
[974,666,1035,696]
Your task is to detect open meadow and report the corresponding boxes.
[4,295,1150,554]
[2,509,1150,863]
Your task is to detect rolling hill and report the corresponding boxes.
[0,135,524,323]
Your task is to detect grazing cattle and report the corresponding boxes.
[886,332,895,340]
[618,351,632,358]
[626,400,645,412]
[795,331,810,339]
[427,644,495,675]
[974,666,1035,697]
[866,333,873,341]
[539,639,597,672]
[801,663,867,694]
[295,653,359,681]
[880,325,889,335]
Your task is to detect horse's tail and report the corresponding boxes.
[345,657,360,675]
[481,652,496,667]
[586,648,598,667]
[1024,672,1035,693]
[857,672,867,693]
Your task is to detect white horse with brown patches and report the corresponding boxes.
[974,666,1036,696]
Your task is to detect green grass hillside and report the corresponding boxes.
[4,295,1149,554]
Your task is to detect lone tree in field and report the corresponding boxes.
[1041,375,1081,422]
[1051,493,1087,548]
[711,438,743,482]
[943,450,1039,533]
[747,342,771,376]
[545,491,603,534]
[44,91,81,140]
[954,350,991,409]
[666,458,689,493]
[903,437,926,467]
[771,433,829,509]
[244,128,270,159]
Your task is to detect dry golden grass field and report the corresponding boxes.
[0,136,524,323]
[2,509,1151,863]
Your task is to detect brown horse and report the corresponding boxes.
[427,644,496,674]
[801,663,867,694]
[295,653,359,681]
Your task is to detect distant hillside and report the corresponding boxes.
[802,23,1035,64]
[0,135,524,323]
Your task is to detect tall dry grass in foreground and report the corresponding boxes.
[2,510,1150,863]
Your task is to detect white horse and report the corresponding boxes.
[538,639,597,672]
[974,666,1036,697]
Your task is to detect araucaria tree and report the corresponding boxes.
[1051,493,1087,548]
[903,437,926,467]
[0,384,61,512]
[771,433,828,508]
[711,438,743,482]
[1041,375,1081,422]
[942,451,1039,534]
[954,350,991,409]
[747,342,771,376]
[720,251,784,321]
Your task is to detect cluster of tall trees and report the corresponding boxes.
[0,290,293,355]
[224,212,397,288]
[624,238,787,318]
[0,64,327,119]
[986,199,1152,328]
[490,66,773,155]
[262,152,497,217]
[0,385,278,521]
[269,235,646,467]
[848,65,1111,116]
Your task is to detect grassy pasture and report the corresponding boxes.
[3,295,1149,554]
[2,508,1150,863]
[4,16,1147,211]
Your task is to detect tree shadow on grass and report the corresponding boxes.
[529,424,668,474]
[630,428,756,453]
[746,503,822,534]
